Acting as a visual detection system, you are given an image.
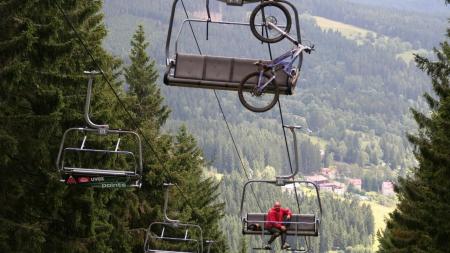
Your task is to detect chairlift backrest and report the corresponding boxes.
[168,52,290,94]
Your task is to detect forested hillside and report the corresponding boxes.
[345,0,448,16]
[0,1,227,252]
[103,0,434,177]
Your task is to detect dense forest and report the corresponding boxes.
[0,1,226,252]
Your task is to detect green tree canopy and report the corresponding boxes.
[377,4,450,252]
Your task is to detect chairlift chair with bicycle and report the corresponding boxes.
[56,71,143,188]
[164,0,313,112]
[240,126,322,252]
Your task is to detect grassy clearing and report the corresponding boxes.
[396,49,429,64]
[361,200,395,251]
[312,16,377,44]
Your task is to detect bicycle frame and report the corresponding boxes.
[256,20,311,93]
[256,44,308,93]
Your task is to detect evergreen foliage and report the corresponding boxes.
[124,24,170,128]
[0,0,123,252]
[123,26,227,252]
[377,3,450,252]
[0,2,226,253]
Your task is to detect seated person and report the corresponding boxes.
[264,201,292,250]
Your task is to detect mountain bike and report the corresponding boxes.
[238,23,313,112]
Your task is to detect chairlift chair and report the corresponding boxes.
[144,222,202,253]
[144,184,204,253]
[164,0,304,96]
[239,126,322,252]
[56,71,143,188]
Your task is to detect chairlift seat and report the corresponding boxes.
[243,213,319,236]
[165,53,295,95]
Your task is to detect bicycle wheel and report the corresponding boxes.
[250,1,292,43]
[238,72,279,112]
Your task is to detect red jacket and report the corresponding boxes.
[265,207,292,229]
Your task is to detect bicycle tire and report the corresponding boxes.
[249,1,292,43]
[238,72,279,113]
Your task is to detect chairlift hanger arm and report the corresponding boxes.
[84,71,109,130]
[163,183,181,224]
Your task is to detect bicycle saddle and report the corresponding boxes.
[253,60,270,70]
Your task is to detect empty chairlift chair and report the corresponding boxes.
[56,71,143,188]
[144,184,204,253]
[164,0,305,97]
[144,222,202,253]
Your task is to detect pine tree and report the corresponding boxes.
[377,5,450,252]
[168,126,228,252]
[124,24,170,129]
[122,25,227,252]
[0,0,125,252]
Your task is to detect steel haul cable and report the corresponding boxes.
[261,2,314,249]
[180,0,264,212]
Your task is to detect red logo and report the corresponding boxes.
[77,177,90,183]
[66,176,77,184]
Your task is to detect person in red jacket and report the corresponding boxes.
[264,201,292,250]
